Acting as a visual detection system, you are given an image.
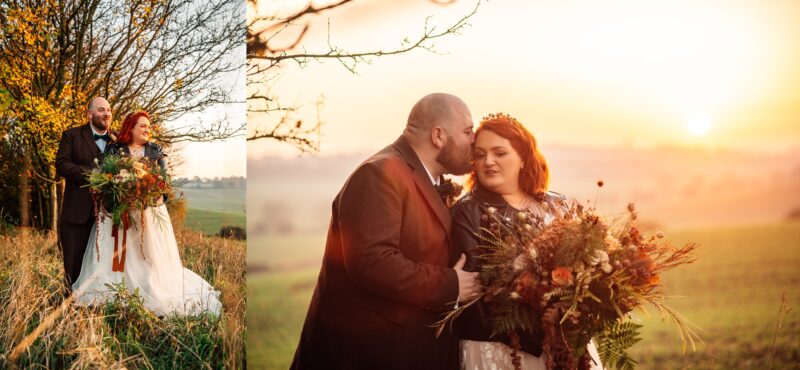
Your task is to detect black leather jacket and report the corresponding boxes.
[450,184,567,357]
[104,141,167,173]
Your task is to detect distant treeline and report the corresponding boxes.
[174,176,246,189]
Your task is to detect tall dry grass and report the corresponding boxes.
[0,227,245,369]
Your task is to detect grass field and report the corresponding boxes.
[178,186,246,236]
[0,225,246,369]
[178,187,246,214]
[246,222,800,370]
[186,208,246,235]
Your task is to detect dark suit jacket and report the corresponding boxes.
[291,136,461,370]
[55,124,107,224]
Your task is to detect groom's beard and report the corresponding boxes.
[90,114,110,132]
[436,138,472,176]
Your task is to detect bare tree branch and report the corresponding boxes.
[246,0,480,153]
[247,0,352,55]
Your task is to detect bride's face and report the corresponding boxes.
[131,116,151,145]
[473,129,523,195]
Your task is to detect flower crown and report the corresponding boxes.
[480,112,526,131]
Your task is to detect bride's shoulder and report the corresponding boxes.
[451,191,484,214]
[544,190,567,201]
[145,142,166,155]
[543,190,572,208]
[146,142,163,150]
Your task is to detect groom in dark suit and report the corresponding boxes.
[55,97,113,290]
[291,93,481,370]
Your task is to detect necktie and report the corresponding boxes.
[93,133,111,141]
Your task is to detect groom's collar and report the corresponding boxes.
[420,162,439,186]
[392,135,439,186]
[391,134,453,243]
[88,122,108,136]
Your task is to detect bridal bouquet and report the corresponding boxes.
[85,153,170,271]
[436,190,699,370]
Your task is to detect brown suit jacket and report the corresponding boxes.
[291,136,461,370]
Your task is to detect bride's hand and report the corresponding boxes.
[453,254,480,302]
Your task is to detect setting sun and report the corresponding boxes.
[686,113,712,137]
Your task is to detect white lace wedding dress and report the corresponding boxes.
[71,204,222,316]
[461,339,604,370]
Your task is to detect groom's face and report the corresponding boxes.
[87,99,112,132]
[436,106,474,176]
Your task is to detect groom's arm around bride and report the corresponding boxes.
[290,93,479,370]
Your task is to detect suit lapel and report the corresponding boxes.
[392,137,453,239]
[80,124,100,158]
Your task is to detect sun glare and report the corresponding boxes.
[686,113,712,137]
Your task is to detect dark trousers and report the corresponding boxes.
[58,219,94,290]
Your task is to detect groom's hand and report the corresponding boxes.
[453,254,480,302]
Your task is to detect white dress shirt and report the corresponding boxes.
[89,124,109,153]
[420,162,439,186]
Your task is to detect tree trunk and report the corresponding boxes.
[19,149,31,227]
[37,187,44,228]
[51,165,58,231]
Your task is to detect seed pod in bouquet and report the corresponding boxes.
[605,234,621,251]
[512,254,531,272]
[528,246,538,259]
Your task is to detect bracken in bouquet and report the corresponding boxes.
[84,153,170,271]
[436,188,699,370]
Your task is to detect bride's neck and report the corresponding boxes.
[501,190,528,210]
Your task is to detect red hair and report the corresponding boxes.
[466,113,550,195]
[116,111,151,144]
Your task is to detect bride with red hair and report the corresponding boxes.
[71,111,221,317]
[451,113,602,369]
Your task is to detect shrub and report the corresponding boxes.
[218,225,246,240]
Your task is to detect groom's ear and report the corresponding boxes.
[431,125,447,149]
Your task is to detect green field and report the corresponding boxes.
[185,208,246,235]
[179,187,246,235]
[246,222,800,370]
[178,187,246,214]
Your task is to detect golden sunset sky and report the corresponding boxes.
[248,0,800,158]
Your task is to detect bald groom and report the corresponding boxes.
[290,93,480,370]
[55,97,113,290]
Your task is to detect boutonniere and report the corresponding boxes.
[436,176,463,208]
